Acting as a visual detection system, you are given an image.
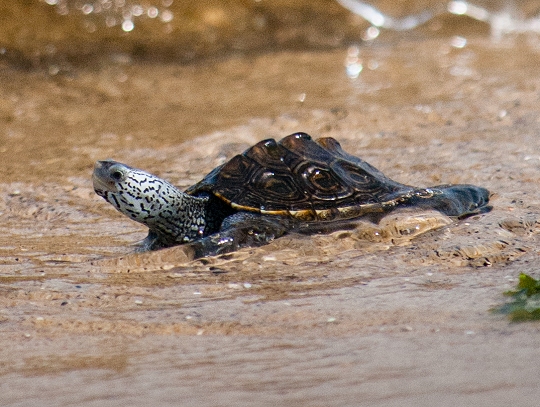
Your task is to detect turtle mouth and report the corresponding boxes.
[92,161,118,193]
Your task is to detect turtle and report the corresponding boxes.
[92,132,491,258]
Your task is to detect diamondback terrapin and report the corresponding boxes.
[93,133,490,258]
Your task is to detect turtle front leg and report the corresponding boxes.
[185,212,290,258]
[136,230,168,251]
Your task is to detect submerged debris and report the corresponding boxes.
[495,273,540,321]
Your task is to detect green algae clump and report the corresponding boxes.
[496,273,540,321]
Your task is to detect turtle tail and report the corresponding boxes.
[410,185,492,219]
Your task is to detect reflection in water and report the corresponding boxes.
[345,46,363,79]
[42,0,540,40]
[42,0,175,32]
[337,0,437,30]
[337,0,540,39]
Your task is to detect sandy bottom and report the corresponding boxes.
[2,36,540,406]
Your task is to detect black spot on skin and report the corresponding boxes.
[110,195,121,210]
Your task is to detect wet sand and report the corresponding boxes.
[2,2,540,406]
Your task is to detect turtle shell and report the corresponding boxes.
[186,132,416,222]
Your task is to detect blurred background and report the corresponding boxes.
[3,1,537,69]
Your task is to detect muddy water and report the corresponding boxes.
[3,1,540,406]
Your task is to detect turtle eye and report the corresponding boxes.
[111,170,123,181]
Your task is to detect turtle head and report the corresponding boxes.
[93,159,183,226]
[93,160,208,249]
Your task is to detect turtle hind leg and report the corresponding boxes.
[185,212,290,258]
[416,184,491,218]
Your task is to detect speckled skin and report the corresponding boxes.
[92,133,491,257]
[93,160,237,251]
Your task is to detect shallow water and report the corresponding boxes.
[3,1,540,406]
